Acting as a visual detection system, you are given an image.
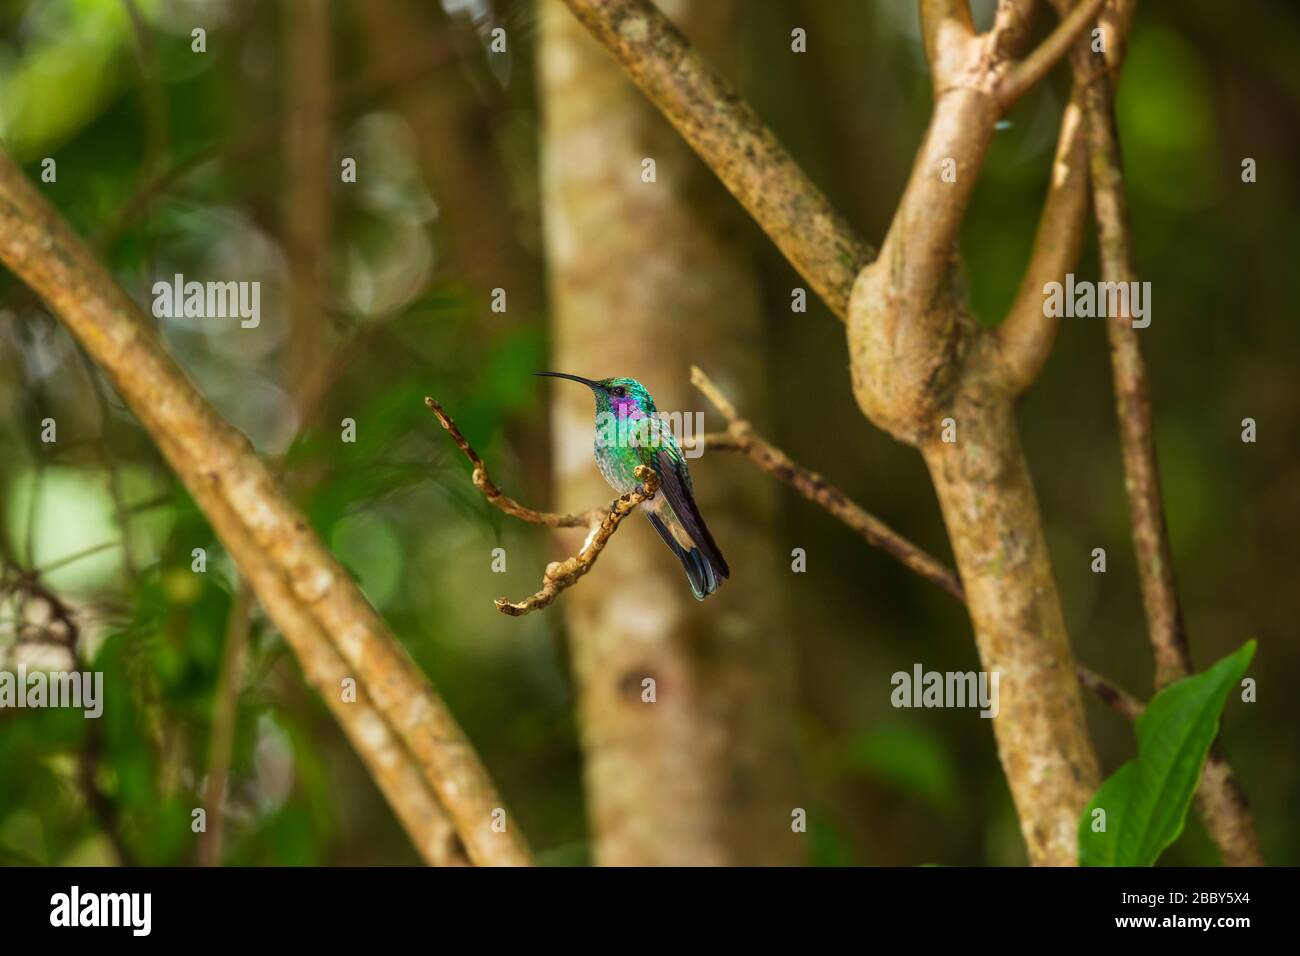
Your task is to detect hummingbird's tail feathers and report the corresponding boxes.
[646,512,720,600]
[653,450,731,581]
[682,546,719,600]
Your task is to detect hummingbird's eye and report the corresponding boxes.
[609,386,627,398]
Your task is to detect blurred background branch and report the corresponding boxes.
[0,0,1290,868]
[0,148,525,866]
[1081,10,1263,864]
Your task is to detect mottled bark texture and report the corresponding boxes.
[917,342,1100,865]
[540,0,802,865]
[0,150,526,867]
[695,366,1145,728]
[843,5,1105,864]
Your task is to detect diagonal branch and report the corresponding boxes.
[1084,86,1187,694]
[996,0,1106,110]
[1075,663,1144,721]
[0,149,528,867]
[557,0,873,320]
[689,366,1137,719]
[174,461,469,866]
[996,88,1088,393]
[996,0,1136,394]
[691,368,964,602]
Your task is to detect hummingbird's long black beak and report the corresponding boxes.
[535,371,602,389]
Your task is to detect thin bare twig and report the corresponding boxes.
[198,579,254,867]
[690,366,1142,721]
[1080,21,1263,866]
[496,468,659,616]
[1076,665,1144,721]
[424,397,659,615]
[995,87,1089,394]
[425,397,598,528]
[996,0,1106,110]
[691,367,965,602]
[1,563,80,656]
[1084,99,1187,693]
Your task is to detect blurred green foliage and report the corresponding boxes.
[0,0,1295,866]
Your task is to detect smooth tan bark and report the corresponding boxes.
[539,0,802,865]
[919,345,1100,865]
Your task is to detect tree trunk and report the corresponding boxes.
[539,0,802,865]
[919,348,1100,865]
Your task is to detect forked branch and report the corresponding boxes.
[689,366,1136,719]
[429,373,1140,720]
[997,0,1136,394]
[996,0,1107,110]
[496,470,659,616]
[425,397,659,615]
[426,397,599,528]
[700,356,1261,863]
[690,368,964,602]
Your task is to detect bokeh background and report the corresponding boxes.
[0,0,1295,865]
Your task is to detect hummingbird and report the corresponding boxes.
[536,372,730,599]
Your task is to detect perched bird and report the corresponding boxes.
[536,372,730,599]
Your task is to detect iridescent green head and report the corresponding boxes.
[535,372,657,419]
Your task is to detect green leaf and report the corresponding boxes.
[1079,640,1255,866]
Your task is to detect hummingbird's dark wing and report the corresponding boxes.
[653,448,730,583]
[645,511,718,600]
